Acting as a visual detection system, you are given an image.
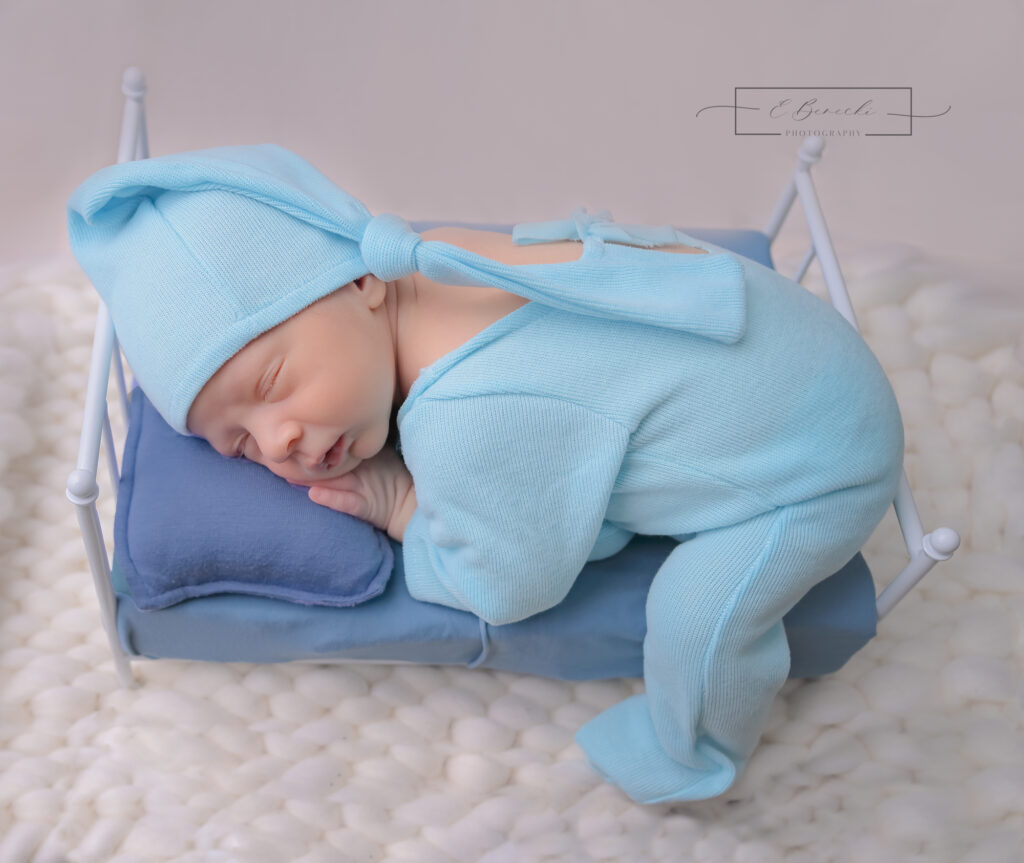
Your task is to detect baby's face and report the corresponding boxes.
[187,279,398,485]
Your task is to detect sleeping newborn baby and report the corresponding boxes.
[184,227,711,538]
[68,144,903,804]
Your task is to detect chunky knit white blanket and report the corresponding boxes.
[1,243,1021,863]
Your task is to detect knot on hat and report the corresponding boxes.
[360,213,422,282]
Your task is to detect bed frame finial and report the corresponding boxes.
[66,468,98,506]
[798,136,825,166]
[121,67,146,100]
[923,527,961,561]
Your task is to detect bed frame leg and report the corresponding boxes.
[67,473,136,688]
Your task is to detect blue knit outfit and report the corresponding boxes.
[398,224,903,803]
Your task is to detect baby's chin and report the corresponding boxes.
[274,459,363,487]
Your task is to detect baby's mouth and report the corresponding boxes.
[321,434,347,471]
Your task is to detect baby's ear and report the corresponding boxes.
[354,273,388,309]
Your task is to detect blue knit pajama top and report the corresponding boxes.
[397,227,903,804]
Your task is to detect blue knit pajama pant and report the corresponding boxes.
[575,477,894,803]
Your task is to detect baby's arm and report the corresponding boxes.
[308,447,417,542]
[399,393,632,625]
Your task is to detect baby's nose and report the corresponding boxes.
[261,421,303,464]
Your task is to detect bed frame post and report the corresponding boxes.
[66,67,150,688]
[764,136,961,621]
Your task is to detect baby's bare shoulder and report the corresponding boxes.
[422,226,583,266]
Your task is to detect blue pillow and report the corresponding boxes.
[114,388,394,611]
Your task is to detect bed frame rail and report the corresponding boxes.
[68,67,960,687]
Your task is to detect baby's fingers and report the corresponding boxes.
[308,486,370,521]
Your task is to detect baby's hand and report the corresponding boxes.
[307,447,417,542]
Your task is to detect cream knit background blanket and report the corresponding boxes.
[1,243,1021,862]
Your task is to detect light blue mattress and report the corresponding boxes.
[111,226,879,681]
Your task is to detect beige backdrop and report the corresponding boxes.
[1,0,1021,275]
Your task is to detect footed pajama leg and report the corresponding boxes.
[575,481,893,803]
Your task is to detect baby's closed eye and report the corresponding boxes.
[259,359,284,401]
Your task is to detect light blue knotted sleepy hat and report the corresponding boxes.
[68,144,747,434]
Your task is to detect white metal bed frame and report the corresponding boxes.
[67,67,961,689]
